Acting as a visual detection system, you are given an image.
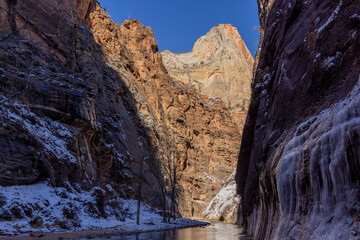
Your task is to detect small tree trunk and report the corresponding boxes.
[161,188,167,222]
[173,166,177,220]
[168,154,177,222]
[136,194,141,225]
[168,186,173,223]
[136,158,145,225]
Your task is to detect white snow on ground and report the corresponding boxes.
[0,183,206,236]
[203,170,240,222]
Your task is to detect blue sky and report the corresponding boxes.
[98,0,260,56]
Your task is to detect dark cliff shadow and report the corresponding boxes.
[0,0,169,216]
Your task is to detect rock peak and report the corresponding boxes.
[161,24,254,131]
[191,24,254,64]
[210,23,238,34]
[209,23,241,38]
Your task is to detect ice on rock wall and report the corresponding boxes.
[253,76,360,239]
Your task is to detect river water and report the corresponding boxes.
[116,222,250,240]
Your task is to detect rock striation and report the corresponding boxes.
[161,24,254,131]
[0,0,241,229]
[236,0,360,239]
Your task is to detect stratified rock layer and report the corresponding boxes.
[236,0,360,239]
[0,0,241,224]
[161,24,253,131]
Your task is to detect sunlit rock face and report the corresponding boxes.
[89,5,241,219]
[161,24,253,221]
[236,0,360,239]
[161,24,253,132]
[0,0,241,224]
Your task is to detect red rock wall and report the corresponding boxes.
[89,5,241,218]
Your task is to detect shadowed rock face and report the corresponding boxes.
[236,0,360,239]
[161,24,254,132]
[0,0,241,221]
[0,0,141,191]
[0,0,97,64]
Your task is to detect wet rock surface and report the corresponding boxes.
[236,0,360,239]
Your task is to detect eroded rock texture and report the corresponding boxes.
[0,0,241,223]
[161,24,253,131]
[0,0,136,189]
[236,0,360,239]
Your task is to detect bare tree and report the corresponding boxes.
[144,139,181,223]
[167,149,177,222]
[160,139,183,222]
[136,156,146,225]
[144,161,168,222]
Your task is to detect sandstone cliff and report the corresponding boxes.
[0,0,241,231]
[236,0,360,239]
[161,24,253,132]
[89,5,241,220]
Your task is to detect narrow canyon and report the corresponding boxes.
[0,0,252,236]
[0,0,359,239]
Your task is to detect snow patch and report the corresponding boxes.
[323,52,341,69]
[0,183,206,236]
[317,0,343,34]
[203,171,240,222]
[350,14,360,21]
[0,101,76,163]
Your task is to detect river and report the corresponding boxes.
[112,222,250,240]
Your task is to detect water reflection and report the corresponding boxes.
[117,222,250,240]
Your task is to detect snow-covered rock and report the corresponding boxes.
[203,171,240,223]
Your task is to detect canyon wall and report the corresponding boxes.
[236,0,360,239]
[160,24,255,222]
[0,0,241,228]
[161,24,253,132]
[89,5,241,219]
